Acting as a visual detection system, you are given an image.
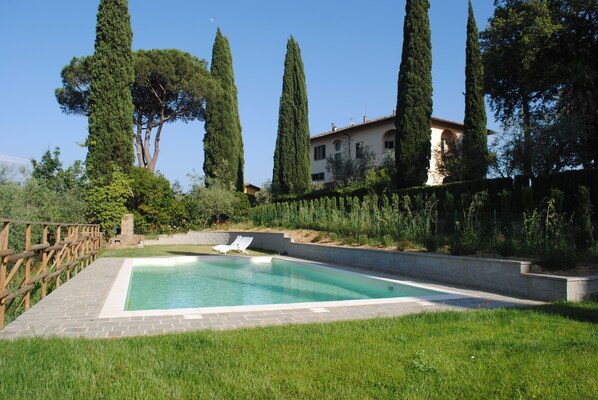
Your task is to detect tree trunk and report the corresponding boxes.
[134,114,145,168]
[142,124,153,172]
[148,120,164,174]
[522,97,532,177]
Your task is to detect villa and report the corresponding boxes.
[309,113,467,186]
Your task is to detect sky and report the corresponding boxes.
[0,0,500,190]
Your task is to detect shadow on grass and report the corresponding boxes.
[530,301,598,324]
[431,296,597,325]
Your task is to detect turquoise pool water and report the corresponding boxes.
[125,257,447,311]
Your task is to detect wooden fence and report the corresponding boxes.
[0,218,101,329]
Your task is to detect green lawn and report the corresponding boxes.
[1,302,596,399]
[99,245,275,258]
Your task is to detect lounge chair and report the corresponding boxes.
[212,235,243,254]
[234,236,253,254]
[213,236,253,254]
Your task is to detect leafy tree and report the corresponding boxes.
[394,0,433,189]
[325,139,376,187]
[0,156,87,243]
[272,37,311,195]
[481,0,555,177]
[255,180,272,205]
[56,50,216,173]
[185,175,249,226]
[85,170,132,237]
[126,167,183,233]
[86,0,134,181]
[31,148,62,183]
[31,147,86,192]
[434,140,465,183]
[462,1,488,180]
[203,28,244,191]
[481,0,597,174]
[547,0,598,167]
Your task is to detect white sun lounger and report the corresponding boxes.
[212,236,253,254]
[212,235,243,254]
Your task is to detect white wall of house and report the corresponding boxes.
[310,115,464,186]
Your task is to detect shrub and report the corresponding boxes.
[575,186,594,251]
[85,171,131,237]
[494,233,515,257]
[423,235,439,253]
[450,191,487,256]
[127,167,182,234]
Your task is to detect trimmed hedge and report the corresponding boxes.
[532,169,598,214]
[271,169,597,217]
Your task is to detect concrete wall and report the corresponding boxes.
[145,231,598,302]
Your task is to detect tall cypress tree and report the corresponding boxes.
[395,0,433,189]
[203,28,244,190]
[272,37,310,195]
[462,0,488,180]
[86,0,134,181]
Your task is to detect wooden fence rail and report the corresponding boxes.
[0,218,101,330]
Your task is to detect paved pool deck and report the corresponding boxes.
[0,257,543,340]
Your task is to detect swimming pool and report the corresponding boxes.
[100,256,466,318]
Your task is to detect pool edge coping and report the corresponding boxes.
[98,255,471,319]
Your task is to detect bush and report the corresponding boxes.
[127,167,182,234]
[494,233,515,257]
[450,191,487,256]
[538,248,576,271]
[575,186,594,251]
[85,171,132,237]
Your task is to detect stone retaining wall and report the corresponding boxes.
[145,231,598,302]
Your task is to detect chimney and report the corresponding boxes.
[363,115,367,123]
[331,123,337,132]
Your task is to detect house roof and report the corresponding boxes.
[310,114,476,142]
[244,183,261,191]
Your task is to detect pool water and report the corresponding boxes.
[125,257,447,311]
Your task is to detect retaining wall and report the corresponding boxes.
[145,231,598,302]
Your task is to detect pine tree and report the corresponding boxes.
[462,0,488,180]
[86,0,134,181]
[394,0,433,189]
[203,28,244,190]
[272,37,311,195]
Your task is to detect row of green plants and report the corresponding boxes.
[248,186,596,269]
[273,169,598,216]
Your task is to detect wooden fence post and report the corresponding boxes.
[0,221,10,330]
[41,224,48,298]
[24,223,31,310]
[55,225,62,288]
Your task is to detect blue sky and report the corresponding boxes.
[0,0,498,190]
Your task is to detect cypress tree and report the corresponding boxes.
[272,37,311,195]
[394,0,433,189]
[203,28,244,190]
[462,0,488,180]
[86,0,134,181]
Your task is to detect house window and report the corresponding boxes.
[384,140,394,150]
[334,152,342,161]
[311,172,325,181]
[355,142,364,159]
[314,145,326,161]
[333,140,341,151]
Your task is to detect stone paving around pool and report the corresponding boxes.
[0,257,543,339]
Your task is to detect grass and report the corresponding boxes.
[1,302,597,399]
[99,245,275,258]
